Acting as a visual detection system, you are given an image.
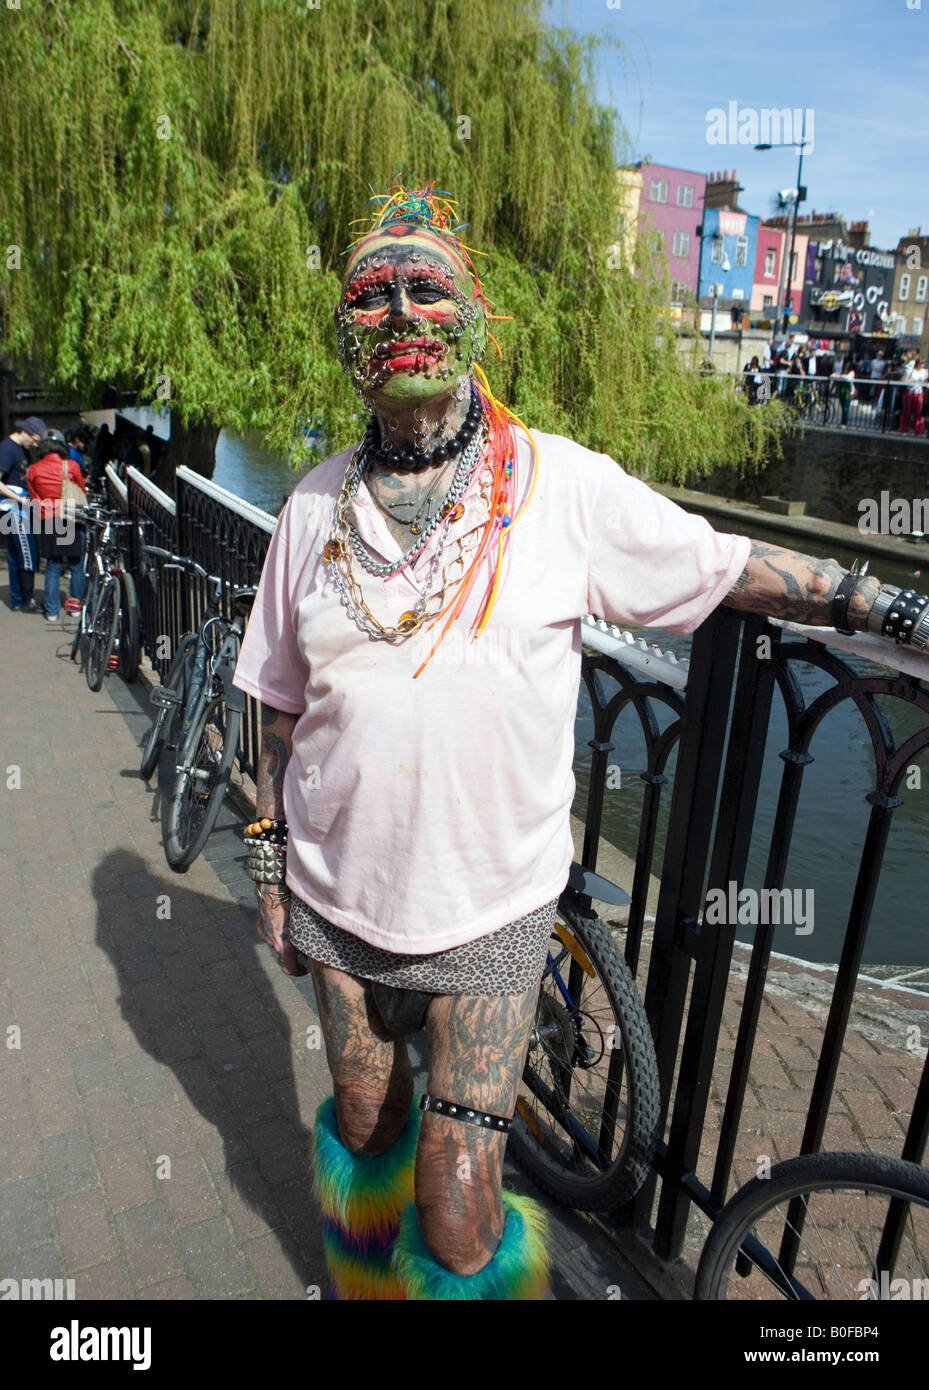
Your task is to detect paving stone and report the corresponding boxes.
[0,1243,68,1287]
[177,1214,254,1297]
[0,1068,32,1122]
[113,1200,183,1288]
[42,1130,100,1200]
[0,1121,44,1183]
[0,1174,55,1254]
[272,1177,325,1263]
[54,1188,117,1271]
[82,1086,137,1151]
[134,1097,195,1162]
[145,1272,197,1299]
[157,1152,221,1229]
[244,1230,316,1300]
[73,1257,133,1301]
[68,1039,120,1096]
[119,1053,176,1105]
[213,1162,286,1242]
[96,1142,158,1213]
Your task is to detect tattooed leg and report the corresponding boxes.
[415,984,539,1275]
[312,963,414,1156]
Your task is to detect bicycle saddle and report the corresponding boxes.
[232,586,258,614]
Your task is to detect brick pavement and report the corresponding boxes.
[0,574,643,1302]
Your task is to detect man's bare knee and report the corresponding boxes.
[334,1076,413,1157]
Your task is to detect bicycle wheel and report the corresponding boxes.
[695,1151,929,1301]
[71,568,98,664]
[85,579,118,693]
[117,570,141,684]
[140,634,197,780]
[164,692,241,871]
[509,898,660,1211]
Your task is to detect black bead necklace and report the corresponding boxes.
[365,392,483,474]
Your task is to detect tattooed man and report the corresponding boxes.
[233,186,921,1300]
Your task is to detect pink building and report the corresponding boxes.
[752,225,783,315]
[762,217,811,325]
[636,162,707,301]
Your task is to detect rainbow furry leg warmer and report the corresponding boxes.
[390,1190,549,1300]
[311,1095,420,1300]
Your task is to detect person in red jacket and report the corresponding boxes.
[26,430,87,622]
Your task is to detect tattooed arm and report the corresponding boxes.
[724,541,881,630]
[255,702,306,976]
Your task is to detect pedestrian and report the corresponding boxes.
[742,356,763,405]
[900,358,928,436]
[232,184,914,1303]
[91,422,114,479]
[869,350,887,410]
[26,429,87,623]
[0,414,45,611]
[833,358,856,428]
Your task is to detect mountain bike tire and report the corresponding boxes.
[71,569,99,664]
[509,901,660,1212]
[164,693,241,872]
[140,634,197,781]
[117,570,141,684]
[695,1151,929,1301]
[85,579,118,693]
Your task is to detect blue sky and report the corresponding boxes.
[543,0,929,250]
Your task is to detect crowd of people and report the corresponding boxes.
[741,337,927,431]
[0,414,166,620]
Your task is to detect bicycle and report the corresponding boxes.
[509,866,661,1211]
[695,1150,929,1300]
[139,546,257,872]
[70,509,141,691]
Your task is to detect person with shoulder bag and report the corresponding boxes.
[26,430,87,623]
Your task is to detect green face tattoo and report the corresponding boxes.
[335,229,487,407]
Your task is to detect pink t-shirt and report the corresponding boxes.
[233,427,750,953]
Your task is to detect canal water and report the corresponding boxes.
[203,426,927,968]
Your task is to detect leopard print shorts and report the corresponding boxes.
[288,896,558,995]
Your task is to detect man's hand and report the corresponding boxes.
[256,883,307,976]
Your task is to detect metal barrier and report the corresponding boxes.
[725,370,928,435]
[119,464,929,1278]
[124,465,274,783]
[578,604,929,1267]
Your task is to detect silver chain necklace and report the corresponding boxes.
[346,424,485,579]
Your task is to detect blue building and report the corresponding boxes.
[697,206,760,309]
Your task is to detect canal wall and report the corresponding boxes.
[689,426,929,532]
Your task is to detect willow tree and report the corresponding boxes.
[0,0,781,482]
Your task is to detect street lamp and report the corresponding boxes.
[756,119,811,334]
[707,234,731,362]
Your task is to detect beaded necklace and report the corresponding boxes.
[323,366,539,675]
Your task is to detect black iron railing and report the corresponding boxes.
[580,607,929,1267]
[123,465,274,783]
[118,463,929,1277]
[726,370,928,435]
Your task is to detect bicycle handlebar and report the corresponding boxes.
[142,544,221,590]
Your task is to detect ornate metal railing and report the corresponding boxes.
[578,604,929,1272]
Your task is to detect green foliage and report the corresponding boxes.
[0,0,782,478]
